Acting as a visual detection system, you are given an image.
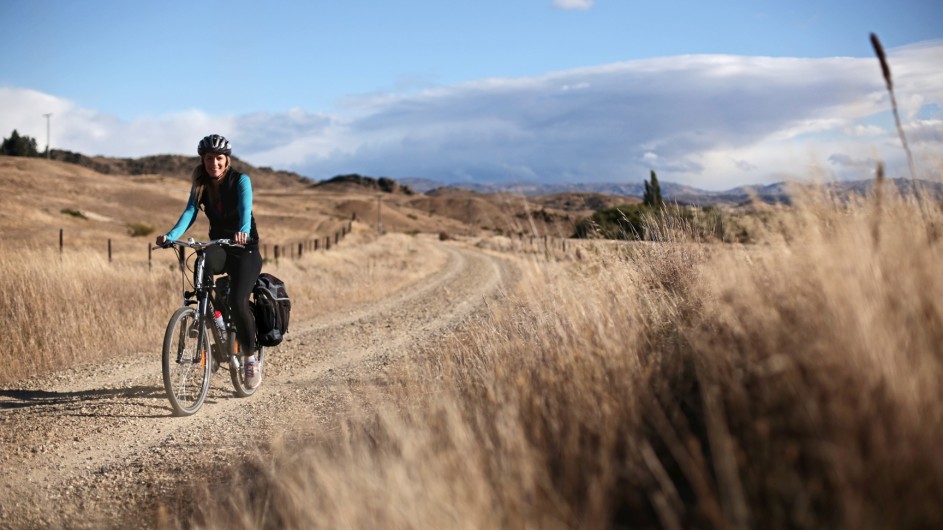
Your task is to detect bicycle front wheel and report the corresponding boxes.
[162,306,212,416]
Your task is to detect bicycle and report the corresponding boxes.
[156,238,265,416]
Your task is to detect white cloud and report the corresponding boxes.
[553,0,594,10]
[845,124,888,137]
[2,40,941,190]
[296,44,940,188]
[0,89,331,160]
[904,119,943,145]
[0,87,72,150]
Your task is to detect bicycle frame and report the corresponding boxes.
[169,238,233,361]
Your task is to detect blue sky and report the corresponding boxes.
[2,0,942,190]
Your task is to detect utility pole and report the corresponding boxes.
[376,193,383,234]
[42,113,52,159]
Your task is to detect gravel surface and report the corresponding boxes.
[0,239,517,529]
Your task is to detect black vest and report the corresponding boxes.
[199,168,260,245]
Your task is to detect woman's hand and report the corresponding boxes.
[155,234,168,246]
[234,232,248,245]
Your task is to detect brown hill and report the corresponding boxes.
[0,157,470,262]
[3,153,634,250]
[49,149,311,190]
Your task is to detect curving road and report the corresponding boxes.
[0,240,517,529]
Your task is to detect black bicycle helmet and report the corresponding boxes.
[197,134,232,156]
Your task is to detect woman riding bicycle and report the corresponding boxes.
[156,134,263,389]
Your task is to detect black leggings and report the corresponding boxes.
[204,245,263,356]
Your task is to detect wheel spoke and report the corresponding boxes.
[162,308,212,416]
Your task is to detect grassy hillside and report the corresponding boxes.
[0,156,476,261]
[1,155,616,254]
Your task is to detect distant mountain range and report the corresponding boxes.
[41,148,941,207]
[400,177,942,206]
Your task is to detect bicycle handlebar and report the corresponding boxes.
[153,238,243,251]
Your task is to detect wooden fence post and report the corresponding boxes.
[148,243,152,271]
[59,228,63,256]
[108,239,112,263]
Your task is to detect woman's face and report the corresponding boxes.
[203,153,228,181]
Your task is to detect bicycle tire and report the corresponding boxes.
[162,306,212,416]
[228,329,263,397]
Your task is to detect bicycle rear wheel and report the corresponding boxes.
[228,330,264,397]
[162,306,212,416]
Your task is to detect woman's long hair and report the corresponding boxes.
[191,154,231,209]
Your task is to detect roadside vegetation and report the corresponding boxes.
[179,182,943,529]
[0,229,443,385]
[573,170,755,243]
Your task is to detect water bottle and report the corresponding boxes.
[213,310,226,336]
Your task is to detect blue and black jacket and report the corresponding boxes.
[165,167,259,248]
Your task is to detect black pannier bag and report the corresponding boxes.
[252,273,291,347]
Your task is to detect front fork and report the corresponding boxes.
[177,251,218,365]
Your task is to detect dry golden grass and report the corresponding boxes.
[183,184,943,529]
[0,248,179,383]
[0,228,448,385]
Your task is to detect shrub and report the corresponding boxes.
[61,208,87,220]
[574,203,649,240]
[127,222,155,237]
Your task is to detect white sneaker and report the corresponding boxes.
[244,356,261,389]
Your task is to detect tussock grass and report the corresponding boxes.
[182,184,943,529]
[0,249,177,383]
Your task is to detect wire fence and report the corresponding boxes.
[55,219,355,269]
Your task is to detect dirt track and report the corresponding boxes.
[0,239,516,529]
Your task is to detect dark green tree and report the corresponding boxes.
[377,177,397,193]
[643,169,663,207]
[1,130,40,157]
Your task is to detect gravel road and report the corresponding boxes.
[0,239,516,529]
